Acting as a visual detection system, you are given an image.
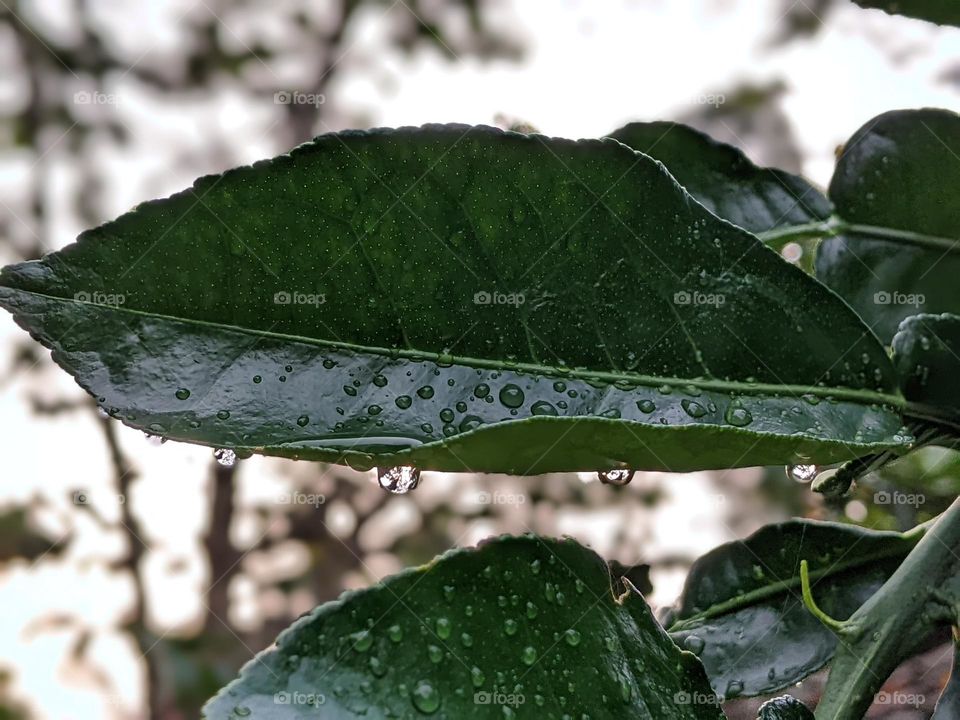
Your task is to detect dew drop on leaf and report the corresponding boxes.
[411,680,440,714]
[214,448,236,467]
[377,466,421,494]
[787,464,818,483]
[598,469,635,486]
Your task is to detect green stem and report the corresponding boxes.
[799,560,847,634]
[814,497,960,720]
[756,216,960,256]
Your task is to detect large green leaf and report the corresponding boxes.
[893,313,960,431]
[608,122,831,236]
[852,0,960,26]
[0,124,908,473]
[663,519,922,697]
[203,535,725,719]
[815,109,960,343]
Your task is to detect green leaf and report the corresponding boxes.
[757,696,815,720]
[0,124,908,473]
[852,0,960,26]
[893,313,960,431]
[203,535,725,719]
[815,109,960,343]
[933,642,960,719]
[664,519,922,697]
[608,122,831,236]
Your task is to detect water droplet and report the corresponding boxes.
[563,629,581,647]
[252,375,262,384]
[531,400,558,416]
[297,415,309,427]
[725,679,744,698]
[459,415,483,432]
[411,680,440,714]
[427,644,443,663]
[233,706,251,717]
[683,635,705,654]
[724,404,752,427]
[214,448,236,467]
[504,619,518,636]
[521,646,537,665]
[378,466,421,494]
[388,625,403,643]
[474,383,490,399]
[417,386,435,399]
[636,399,656,413]
[352,630,373,652]
[461,632,474,647]
[499,384,525,408]
[322,359,336,369]
[216,410,230,420]
[175,388,191,400]
[97,406,110,419]
[368,404,383,416]
[470,666,485,688]
[787,464,818,483]
[373,374,388,387]
[436,617,451,639]
[343,385,358,397]
[439,408,455,423]
[681,399,707,418]
[598,469,635,486]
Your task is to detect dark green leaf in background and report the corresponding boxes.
[852,0,960,26]
[756,695,815,720]
[0,125,908,474]
[664,519,922,697]
[608,122,831,236]
[933,640,960,719]
[893,313,960,432]
[815,109,960,343]
[204,535,725,719]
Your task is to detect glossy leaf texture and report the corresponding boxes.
[815,109,960,343]
[852,0,960,26]
[663,519,922,697]
[608,122,831,235]
[0,124,908,474]
[203,535,725,719]
[893,313,960,431]
[756,696,814,720]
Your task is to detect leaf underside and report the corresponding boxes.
[0,124,907,473]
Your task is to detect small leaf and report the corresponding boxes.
[852,0,960,26]
[816,109,960,343]
[0,124,908,473]
[608,122,831,235]
[893,313,960,430]
[203,535,724,719]
[665,519,922,696]
[757,695,815,720]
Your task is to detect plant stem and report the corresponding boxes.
[814,497,960,719]
[756,217,960,256]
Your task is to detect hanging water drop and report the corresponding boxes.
[598,469,635,486]
[378,466,421,494]
[214,448,236,467]
[787,464,818,483]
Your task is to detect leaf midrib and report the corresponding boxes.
[3,285,906,408]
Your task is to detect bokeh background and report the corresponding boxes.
[0,1,958,718]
